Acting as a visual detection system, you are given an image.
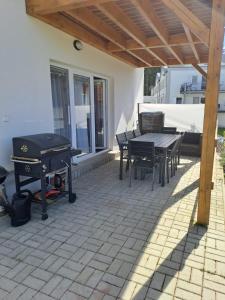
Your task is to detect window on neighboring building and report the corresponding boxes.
[201,97,205,104]
[176,97,182,104]
[193,96,200,104]
[192,76,198,85]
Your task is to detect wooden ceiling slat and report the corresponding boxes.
[131,0,184,64]
[96,2,168,65]
[161,0,210,46]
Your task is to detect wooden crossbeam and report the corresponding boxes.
[183,24,200,63]
[36,13,143,67]
[108,33,202,52]
[132,0,184,64]
[197,0,225,225]
[192,64,207,79]
[96,2,168,65]
[67,9,153,66]
[161,0,210,46]
[26,0,114,15]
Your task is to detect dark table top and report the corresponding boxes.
[131,133,180,149]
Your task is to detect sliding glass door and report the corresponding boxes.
[94,77,107,151]
[50,64,108,159]
[50,66,71,140]
[73,75,93,155]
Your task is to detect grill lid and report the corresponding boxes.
[13,133,71,158]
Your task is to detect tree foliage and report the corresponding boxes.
[144,67,161,96]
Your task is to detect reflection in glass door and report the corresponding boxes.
[73,75,92,155]
[94,77,107,151]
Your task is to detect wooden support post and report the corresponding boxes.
[197,0,225,225]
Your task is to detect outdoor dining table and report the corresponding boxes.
[131,132,181,186]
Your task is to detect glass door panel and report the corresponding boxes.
[94,77,107,151]
[50,66,71,140]
[73,75,92,155]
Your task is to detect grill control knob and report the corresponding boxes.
[42,164,47,172]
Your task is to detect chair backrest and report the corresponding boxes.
[162,127,177,134]
[116,132,126,147]
[133,128,141,137]
[125,130,134,141]
[128,140,155,165]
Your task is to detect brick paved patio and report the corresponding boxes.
[0,156,224,300]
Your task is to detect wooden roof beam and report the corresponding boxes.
[150,55,208,66]
[67,9,153,66]
[26,0,114,15]
[192,64,207,79]
[36,13,142,67]
[132,0,184,64]
[96,2,168,65]
[183,24,200,63]
[161,0,210,46]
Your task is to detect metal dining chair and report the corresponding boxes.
[133,128,141,137]
[166,138,180,183]
[116,133,129,180]
[128,140,158,190]
[125,130,135,141]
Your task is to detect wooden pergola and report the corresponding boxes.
[26,0,225,225]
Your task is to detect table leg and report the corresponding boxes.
[161,149,167,187]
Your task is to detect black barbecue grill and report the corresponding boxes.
[11,133,81,220]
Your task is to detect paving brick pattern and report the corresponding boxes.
[0,156,224,299]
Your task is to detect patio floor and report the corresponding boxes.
[0,156,224,300]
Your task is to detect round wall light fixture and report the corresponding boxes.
[73,40,83,51]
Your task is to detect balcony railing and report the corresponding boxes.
[180,82,225,93]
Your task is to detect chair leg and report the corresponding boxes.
[167,160,169,183]
[152,166,155,191]
[140,169,145,180]
[129,163,132,187]
[178,152,181,165]
[119,150,123,180]
[159,160,162,184]
[125,159,129,172]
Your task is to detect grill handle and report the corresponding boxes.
[11,156,41,165]
[52,146,69,152]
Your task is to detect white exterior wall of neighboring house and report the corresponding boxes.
[0,0,144,172]
[151,65,225,107]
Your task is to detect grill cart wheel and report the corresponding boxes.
[69,193,76,203]
[42,213,48,220]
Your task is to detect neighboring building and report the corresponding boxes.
[150,64,225,111]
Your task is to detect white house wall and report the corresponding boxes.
[0,0,144,172]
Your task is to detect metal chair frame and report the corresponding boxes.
[128,140,158,190]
